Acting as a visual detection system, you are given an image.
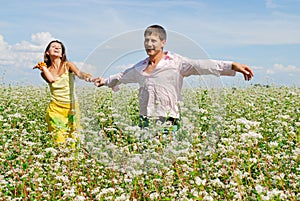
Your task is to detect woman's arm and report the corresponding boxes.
[34,62,56,83]
[67,61,92,82]
[41,67,56,83]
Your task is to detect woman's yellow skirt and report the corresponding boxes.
[46,101,82,146]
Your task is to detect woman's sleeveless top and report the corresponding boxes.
[48,63,76,104]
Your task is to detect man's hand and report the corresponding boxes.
[232,62,254,81]
[93,77,105,87]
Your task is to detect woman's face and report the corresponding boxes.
[144,33,165,57]
[47,42,63,58]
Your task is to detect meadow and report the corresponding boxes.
[0,85,299,200]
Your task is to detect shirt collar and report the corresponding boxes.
[142,51,173,64]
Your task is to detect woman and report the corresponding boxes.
[34,40,92,146]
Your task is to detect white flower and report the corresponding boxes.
[195,176,206,186]
[12,113,22,118]
[241,131,263,142]
[233,192,242,200]
[229,180,238,187]
[63,187,75,198]
[45,147,58,156]
[203,195,214,201]
[249,157,257,163]
[262,195,270,200]
[222,157,234,163]
[147,158,160,165]
[92,187,100,195]
[74,195,85,201]
[42,191,50,198]
[277,114,290,120]
[269,141,278,147]
[0,175,8,185]
[266,188,283,198]
[115,194,128,201]
[292,148,300,159]
[190,188,199,197]
[124,178,132,183]
[211,178,224,188]
[176,157,188,162]
[248,131,263,139]
[98,112,105,117]
[23,141,36,147]
[149,192,159,200]
[56,175,70,183]
[34,154,44,159]
[100,118,107,122]
[199,108,208,114]
[255,184,265,194]
[99,187,115,196]
[236,118,260,128]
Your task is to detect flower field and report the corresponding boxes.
[0,85,299,200]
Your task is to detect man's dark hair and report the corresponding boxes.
[144,25,167,41]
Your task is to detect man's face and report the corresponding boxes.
[144,33,166,57]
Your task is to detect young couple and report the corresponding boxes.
[35,24,253,145]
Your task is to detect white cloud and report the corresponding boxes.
[0,32,54,68]
[0,35,13,64]
[265,0,281,9]
[266,63,300,75]
[273,64,299,72]
[0,32,55,84]
[31,32,53,45]
[12,32,54,52]
[0,35,9,50]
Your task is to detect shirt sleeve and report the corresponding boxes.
[103,72,124,92]
[179,55,236,77]
[103,65,141,92]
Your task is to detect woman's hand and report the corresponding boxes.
[82,73,93,82]
[33,61,47,71]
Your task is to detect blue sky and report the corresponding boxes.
[0,0,299,87]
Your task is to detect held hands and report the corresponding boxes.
[92,77,105,87]
[33,61,47,71]
[232,62,254,81]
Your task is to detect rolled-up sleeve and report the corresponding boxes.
[104,72,123,87]
[104,72,124,92]
[217,60,236,76]
[104,65,143,91]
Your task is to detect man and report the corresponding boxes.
[93,25,254,131]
